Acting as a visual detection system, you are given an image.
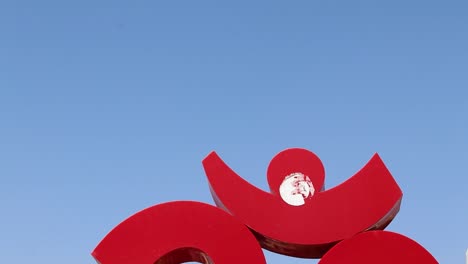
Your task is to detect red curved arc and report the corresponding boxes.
[202,150,403,258]
[92,201,266,264]
[318,230,439,264]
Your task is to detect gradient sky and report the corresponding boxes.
[1,1,467,263]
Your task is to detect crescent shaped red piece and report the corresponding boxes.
[92,201,266,264]
[202,148,403,258]
[318,230,439,264]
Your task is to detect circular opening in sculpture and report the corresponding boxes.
[279,172,315,206]
[154,247,213,264]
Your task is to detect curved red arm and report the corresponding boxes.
[319,230,439,264]
[202,148,403,258]
[92,201,266,264]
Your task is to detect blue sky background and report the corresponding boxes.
[1,1,467,263]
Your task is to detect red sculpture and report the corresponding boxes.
[92,148,439,263]
[202,148,402,257]
[92,201,266,264]
[318,230,438,264]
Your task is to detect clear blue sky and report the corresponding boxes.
[1,1,467,263]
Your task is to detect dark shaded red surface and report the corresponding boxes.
[202,148,403,258]
[92,201,266,264]
[319,230,439,264]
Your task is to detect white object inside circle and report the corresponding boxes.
[279,173,315,206]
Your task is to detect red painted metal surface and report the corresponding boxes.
[92,201,266,264]
[92,148,439,263]
[202,148,403,258]
[318,230,438,264]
